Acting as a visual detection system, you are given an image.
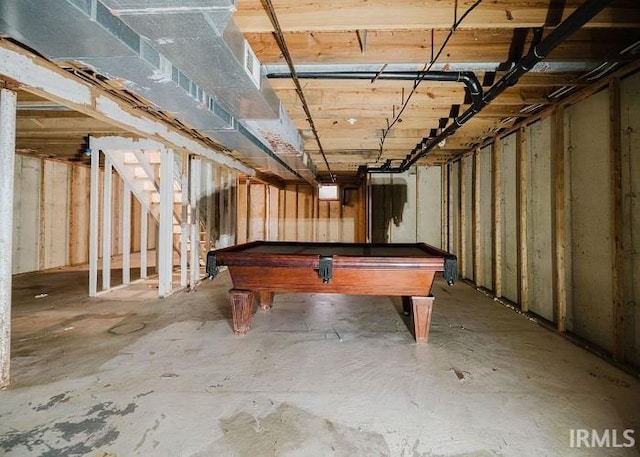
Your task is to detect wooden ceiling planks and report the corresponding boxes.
[236,0,640,171]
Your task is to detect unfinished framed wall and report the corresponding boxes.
[445,66,640,371]
[11,156,155,275]
[369,166,442,246]
[238,180,366,244]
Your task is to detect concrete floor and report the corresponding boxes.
[1,267,639,457]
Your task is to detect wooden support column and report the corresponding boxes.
[441,164,449,250]
[492,136,503,297]
[552,106,567,332]
[180,154,189,288]
[610,78,625,362]
[122,182,131,285]
[459,158,467,278]
[102,154,113,291]
[0,88,17,388]
[516,126,529,312]
[140,206,148,279]
[89,148,100,297]
[190,156,201,289]
[205,161,214,251]
[158,148,174,297]
[472,148,482,286]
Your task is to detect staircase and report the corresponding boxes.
[106,149,206,279]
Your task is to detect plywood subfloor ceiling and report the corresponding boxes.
[235,0,640,175]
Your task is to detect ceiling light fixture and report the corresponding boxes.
[346,117,357,125]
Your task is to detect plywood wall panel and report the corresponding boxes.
[69,165,91,265]
[566,89,614,352]
[41,161,70,269]
[462,155,474,280]
[416,166,442,247]
[236,179,248,244]
[248,183,266,241]
[283,184,298,241]
[501,134,518,302]
[620,71,640,366]
[12,155,41,274]
[297,185,314,242]
[268,186,280,241]
[526,118,554,321]
[479,145,493,289]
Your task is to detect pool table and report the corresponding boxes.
[206,241,457,343]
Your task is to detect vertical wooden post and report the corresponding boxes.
[68,165,79,265]
[89,147,100,296]
[205,161,213,252]
[158,148,174,297]
[492,136,503,297]
[441,164,449,250]
[516,126,529,312]
[180,154,189,288]
[610,79,625,362]
[552,106,567,332]
[0,88,17,388]
[472,148,482,285]
[190,156,201,289]
[102,154,113,291]
[459,158,467,278]
[122,182,131,285]
[140,206,148,279]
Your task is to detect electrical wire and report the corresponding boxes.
[376,0,484,162]
[260,0,336,183]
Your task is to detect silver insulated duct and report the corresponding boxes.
[0,0,316,183]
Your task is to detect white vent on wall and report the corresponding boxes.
[244,40,261,89]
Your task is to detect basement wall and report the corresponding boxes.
[566,88,613,351]
[500,134,518,303]
[526,118,554,321]
[621,71,640,366]
[238,181,366,244]
[369,166,442,246]
[11,156,166,275]
[444,69,640,370]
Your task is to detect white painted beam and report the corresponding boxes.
[158,148,174,297]
[0,88,17,388]
[190,156,202,289]
[122,182,131,285]
[140,207,148,279]
[102,155,113,291]
[89,149,100,297]
[180,154,189,289]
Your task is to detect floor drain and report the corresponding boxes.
[109,322,145,335]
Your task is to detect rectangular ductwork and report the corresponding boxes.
[0,0,316,184]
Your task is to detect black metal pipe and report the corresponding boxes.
[366,0,612,173]
[268,70,483,100]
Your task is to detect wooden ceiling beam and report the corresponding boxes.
[235,1,640,33]
[248,28,639,64]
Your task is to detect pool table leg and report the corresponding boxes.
[411,296,434,343]
[230,289,254,335]
[259,291,274,310]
